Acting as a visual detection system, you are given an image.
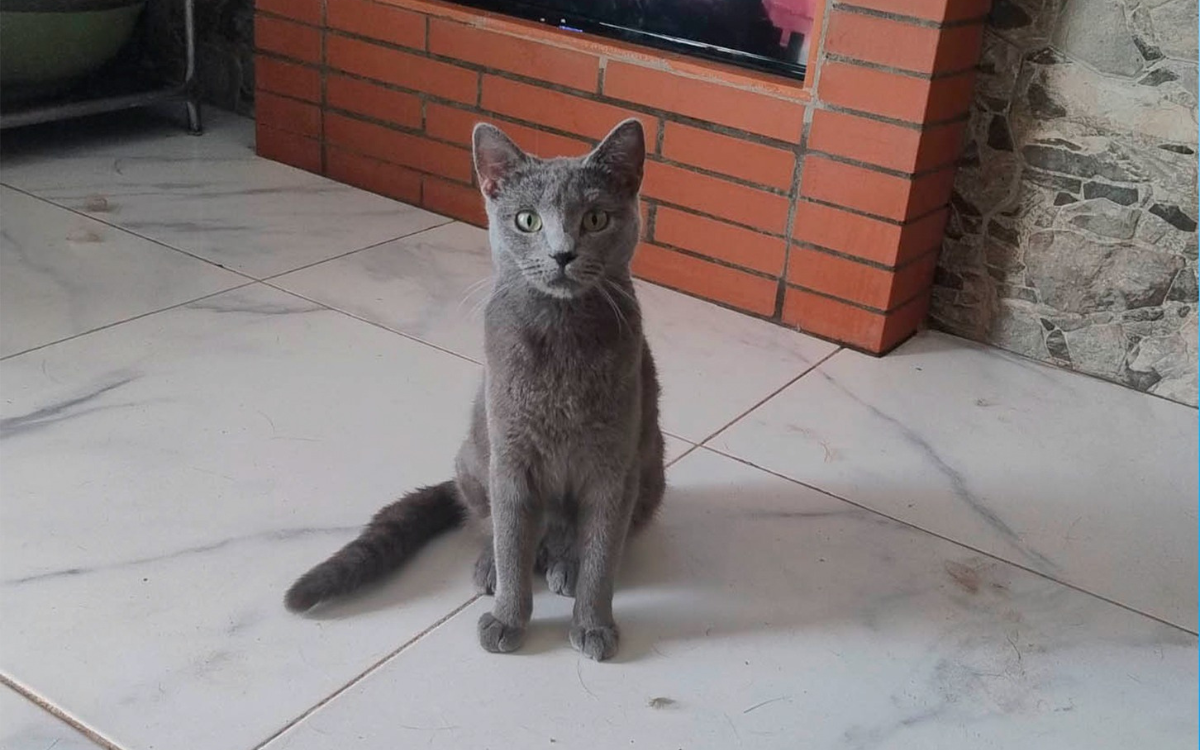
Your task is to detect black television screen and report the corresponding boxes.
[447,0,815,79]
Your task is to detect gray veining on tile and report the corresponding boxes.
[267,449,1198,750]
[0,186,244,357]
[712,331,1199,631]
[0,284,483,750]
[0,112,448,278]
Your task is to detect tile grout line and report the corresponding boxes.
[259,281,487,368]
[693,347,845,448]
[251,594,481,750]
[698,443,1200,638]
[0,673,128,750]
[0,281,259,362]
[257,218,457,283]
[2,181,459,289]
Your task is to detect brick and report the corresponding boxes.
[825,10,983,74]
[632,243,778,316]
[326,34,478,103]
[256,56,320,102]
[792,201,948,266]
[425,103,591,158]
[429,19,599,91]
[643,161,789,234]
[603,61,805,142]
[661,122,795,190]
[256,122,321,174]
[256,0,321,26]
[808,110,963,173]
[480,76,657,142]
[783,286,928,352]
[325,113,474,183]
[839,0,992,23]
[424,175,486,226]
[326,146,422,205]
[653,207,787,275]
[800,156,955,221]
[819,61,975,123]
[327,0,426,49]
[255,15,321,63]
[254,91,321,139]
[327,74,423,129]
[786,247,938,310]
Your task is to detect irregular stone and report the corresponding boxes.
[1025,229,1184,312]
[999,284,1039,302]
[1159,144,1196,155]
[1053,0,1145,77]
[988,218,1020,246]
[1136,209,1200,259]
[1024,169,1083,193]
[934,267,964,290]
[1122,307,1166,322]
[1059,200,1140,240]
[1021,63,1198,143]
[1064,323,1127,376]
[1149,203,1198,232]
[987,115,1015,150]
[991,300,1051,359]
[1027,47,1066,65]
[988,0,1032,29]
[1021,143,1134,181]
[1083,181,1139,205]
[1140,68,1178,86]
[1026,81,1068,118]
[1054,192,1077,205]
[1045,327,1071,360]
[1129,6,1166,62]
[1166,267,1199,302]
[975,32,1024,102]
[1148,0,1199,60]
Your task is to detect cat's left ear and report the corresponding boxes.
[587,119,645,196]
[473,123,528,199]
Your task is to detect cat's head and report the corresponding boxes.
[472,119,645,299]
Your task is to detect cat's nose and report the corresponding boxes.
[551,251,577,268]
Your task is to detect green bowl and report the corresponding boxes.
[0,0,146,101]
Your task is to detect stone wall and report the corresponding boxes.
[931,0,1199,406]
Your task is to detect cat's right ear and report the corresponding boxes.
[473,123,527,199]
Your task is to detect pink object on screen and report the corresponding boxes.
[763,0,816,41]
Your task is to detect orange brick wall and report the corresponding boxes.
[254,0,987,353]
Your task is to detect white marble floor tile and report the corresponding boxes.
[267,448,1197,750]
[1,686,104,750]
[0,284,488,750]
[272,222,837,441]
[0,186,245,357]
[711,331,1199,631]
[0,111,447,278]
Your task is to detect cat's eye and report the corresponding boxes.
[582,209,609,232]
[515,210,542,233]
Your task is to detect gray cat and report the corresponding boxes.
[285,119,665,661]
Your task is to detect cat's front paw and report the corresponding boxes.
[478,612,526,653]
[569,623,619,661]
[545,558,578,597]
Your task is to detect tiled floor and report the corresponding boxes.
[1,111,1196,750]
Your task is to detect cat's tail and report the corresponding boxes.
[284,481,464,612]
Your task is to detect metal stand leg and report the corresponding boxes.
[185,98,203,134]
[182,0,203,135]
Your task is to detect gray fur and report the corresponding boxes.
[284,119,664,662]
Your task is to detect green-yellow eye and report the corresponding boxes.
[582,209,609,232]
[515,210,542,232]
